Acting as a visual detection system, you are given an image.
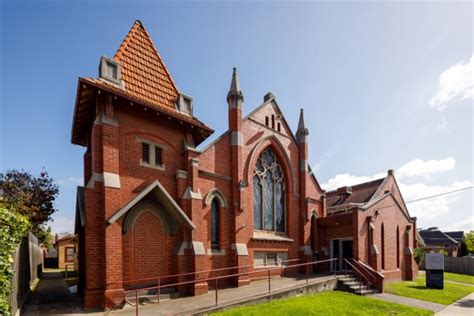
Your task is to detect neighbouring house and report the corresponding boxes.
[71,20,419,309]
[55,234,78,270]
[419,228,461,257]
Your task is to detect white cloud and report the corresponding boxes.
[444,216,474,233]
[429,55,474,110]
[321,157,473,228]
[436,118,448,130]
[396,157,455,179]
[57,176,83,186]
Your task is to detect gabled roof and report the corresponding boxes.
[419,229,459,246]
[114,20,179,110]
[326,178,385,207]
[445,231,465,243]
[71,21,214,146]
[107,180,195,232]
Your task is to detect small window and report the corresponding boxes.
[140,140,165,169]
[253,252,288,267]
[65,247,75,262]
[142,143,150,164]
[265,116,269,126]
[155,147,162,166]
[277,122,281,132]
[271,114,275,129]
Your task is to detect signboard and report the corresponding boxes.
[425,253,444,270]
[425,253,444,289]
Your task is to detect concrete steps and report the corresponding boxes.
[337,274,376,296]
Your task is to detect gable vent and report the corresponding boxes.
[99,56,123,87]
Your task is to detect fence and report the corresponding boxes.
[419,255,474,275]
[7,232,43,315]
[444,256,474,275]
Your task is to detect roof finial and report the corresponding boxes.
[227,67,244,103]
[296,108,309,142]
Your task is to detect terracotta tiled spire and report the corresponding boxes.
[114,20,179,110]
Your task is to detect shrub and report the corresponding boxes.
[0,201,31,315]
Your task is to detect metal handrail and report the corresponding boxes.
[353,259,378,283]
[343,258,371,293]
[125,257,339,316]
[121,258,302,287]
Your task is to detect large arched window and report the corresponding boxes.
[396,226,400,268]
[211,198,219,249]
[253,148,285,232]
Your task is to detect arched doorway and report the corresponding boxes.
[122,201,176,285]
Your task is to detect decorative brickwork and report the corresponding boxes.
[72,21,418,309]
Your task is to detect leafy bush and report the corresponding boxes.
[0,201,31,315]
[414,247,424,265]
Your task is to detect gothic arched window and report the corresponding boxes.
[253,148,285,232]
[211,198,219,248]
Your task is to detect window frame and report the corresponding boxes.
[65,246,75,263]
[210,198,220,249]
[138,138,166,171]
[253,148,286,233]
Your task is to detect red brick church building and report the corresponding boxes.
[72,21,418,308]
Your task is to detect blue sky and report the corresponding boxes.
[1,1,472,234]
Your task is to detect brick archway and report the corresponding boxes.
[122,208,176,284]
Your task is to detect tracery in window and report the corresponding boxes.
[253,148,285,232]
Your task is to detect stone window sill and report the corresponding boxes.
[252,230,294,243]
[207,248,226,256]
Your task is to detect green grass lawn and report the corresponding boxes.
[213,291,432,315]
[385,276,474,305]
[419,271,474,285]
[441,272,474,285]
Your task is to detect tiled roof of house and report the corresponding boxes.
[326,178,385,207]
[79,77,212,132]
[114,20,179,110]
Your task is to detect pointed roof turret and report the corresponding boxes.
[113,20,180,110]
[296,108,309,142]
[227,67,244,103]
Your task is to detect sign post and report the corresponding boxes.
[425,253,444,289]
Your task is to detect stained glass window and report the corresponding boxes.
[211,199,219,248]
[253,148,285,232]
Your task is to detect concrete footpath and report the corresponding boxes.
[436,293,474,315]
[372,293,446,313]
[21,270,86,315]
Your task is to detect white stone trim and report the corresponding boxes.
[182,186,202,200]
[370,244,379,255]
[86,172,120,189]
[103,172,121,189]
[232,243,248,256]
[231,131,243,146]
[191,241,206,255]
[175,170,188,179]
[299,159,307,171]
[207,248,226,256]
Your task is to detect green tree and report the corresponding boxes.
[464,231,474,254]
[0,169,58,246]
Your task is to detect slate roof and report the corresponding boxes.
[419,229,459,246]
[326,178,385,207]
